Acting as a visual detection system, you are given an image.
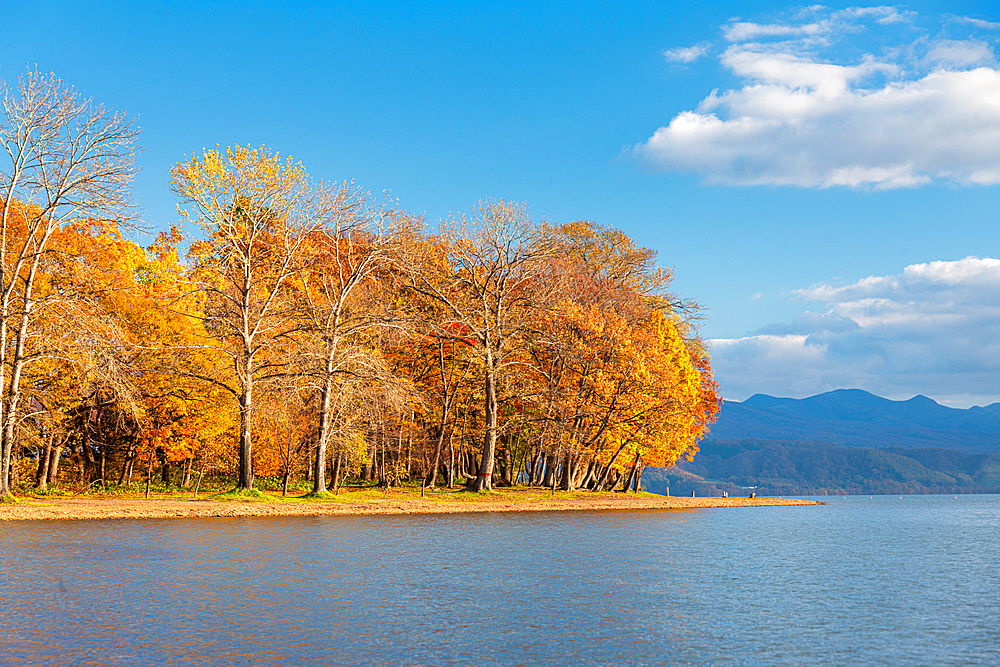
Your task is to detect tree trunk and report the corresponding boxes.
[542,451,557,488]
[572,457,587,488]
[380,427,388,486]
[237,385,254,490]
[99,444,107,488]
[561,450,575,491]
[181,458,193,488]
[447,426,456,488]
[397,421,405,483]
[86,440,98,484]
[145,447,155,499]
[35,436,52,491]
[472,368,498,492]
[47,445,63,487]
[622,452,641,493]
[426,424,445,488]
[312,374,334,493]
[594,440,631,491]
[8,446,18,491]
[406,434,412,481]
[363,440,379,482]
[500,441,513,486]
[118,445,133,486]
[534,449,546,486]
[0,302,33,498]
[74,440,86,487]
[331,452,343,493]
[511,441,523,486]
[193,458,208,498]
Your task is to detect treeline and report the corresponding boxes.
[643,439,1000,497]
[0,72,720,499]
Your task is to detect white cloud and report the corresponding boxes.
[925,39,995,68]
[709,257,1000,407]
[838,6,914,25]
[634,7,1000,189]
[950,16,1000,30]
[722,6,914,43]
[723,21,828,42]
[663,43,711,63]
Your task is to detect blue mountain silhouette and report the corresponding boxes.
[710,389,1000,452]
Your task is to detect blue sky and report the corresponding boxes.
[3,1,999,406]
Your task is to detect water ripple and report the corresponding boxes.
[1,497,998,666]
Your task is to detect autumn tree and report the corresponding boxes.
[171,145,337,490]
[524,220,719,491]
[18,220,212,493]
[130,259,236,491]
[0,71,138,498]
[403,200,555,491]
[293,182,413,494]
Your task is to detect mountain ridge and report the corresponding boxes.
[645,439,1000,497]
[709,389,1000,452]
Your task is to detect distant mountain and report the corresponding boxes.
[708,389,1000,452]
[644,439,1000,497]
[642,390,1000,496]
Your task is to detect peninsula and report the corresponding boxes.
[0,489,819,521]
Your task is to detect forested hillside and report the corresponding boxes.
[644,439,1000,497]
[709,389,1000,452]
[648,390,1000,496]
[0,72,720,499]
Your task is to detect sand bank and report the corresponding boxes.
[0,491,820,521]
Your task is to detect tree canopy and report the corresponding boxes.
[0,72,720,500]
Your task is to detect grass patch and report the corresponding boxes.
[3,483,659,507]
[24,488,74,497]
[299,490,335,500]
[208,488,276,503]
[291,485,636,505]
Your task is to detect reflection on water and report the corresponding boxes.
[1,496,998,666]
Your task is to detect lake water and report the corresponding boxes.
[1,495,998,666]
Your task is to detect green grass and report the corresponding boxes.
[6,481,659,506]
[208,488,279,503]
[22,487,75,497]
[286,485,652,505]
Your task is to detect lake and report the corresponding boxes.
[1,495,998,666]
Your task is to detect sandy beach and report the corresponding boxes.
[0,491,820,521]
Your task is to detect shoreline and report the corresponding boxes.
[0,492,820,521]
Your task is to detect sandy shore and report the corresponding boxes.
[0,492,820,521]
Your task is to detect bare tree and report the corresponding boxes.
[0,70,138,498]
